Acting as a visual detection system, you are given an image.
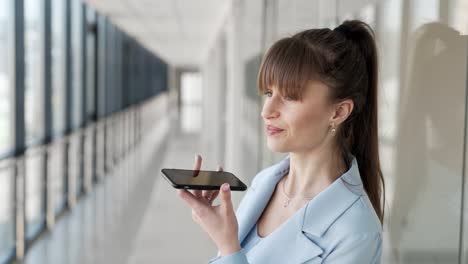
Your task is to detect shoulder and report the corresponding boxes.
[325,156,382,237]
[316,192,382,260]
[250,164,275,188]
[327,193,382,237]
[319,194,383,261]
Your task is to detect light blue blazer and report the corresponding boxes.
[208,154,382,264]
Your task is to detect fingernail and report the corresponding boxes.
[222,183,230,192]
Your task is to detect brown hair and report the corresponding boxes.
[257,20,385,225]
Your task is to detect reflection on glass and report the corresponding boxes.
[26,154,45,240]
[25,0,44,144]
[51,0,66,136]
[389,22,466,263]
[0,167,14,262]
[0,0,11,153]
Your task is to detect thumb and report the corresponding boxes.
[220,183,233,211]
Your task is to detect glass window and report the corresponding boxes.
[378,0,402,142]
[71,0,84,197]
[24,0,46,243]
[448,0,468,34]
[386,1,466,263]
[86,8,96,120]
[180,72,202,133]
[51,0,66,136]
[410,0,439,31]
[0,0,11,154]
[24,0,44,144]
[71,0,83,129]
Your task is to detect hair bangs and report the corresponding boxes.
[257,37,322,101]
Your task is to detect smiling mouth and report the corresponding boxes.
[266,126,284,136]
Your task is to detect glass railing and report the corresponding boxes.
[0,93,165,264]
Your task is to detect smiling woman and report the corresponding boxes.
[178,19,385,264]
[256,20,384,225]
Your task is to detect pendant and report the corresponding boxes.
[284,199,290,207]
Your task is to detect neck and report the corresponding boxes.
[285,148,347,198]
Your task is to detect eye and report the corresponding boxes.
[264,91,272,97]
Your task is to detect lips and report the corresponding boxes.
[266,125,284,132]
[266,125,284,136]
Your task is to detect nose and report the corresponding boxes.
[261,99,280,120]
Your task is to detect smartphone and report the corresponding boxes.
[161,168,247,191]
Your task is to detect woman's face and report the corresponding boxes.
[261,81,335,153]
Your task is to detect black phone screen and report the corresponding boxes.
[161,168,247,191]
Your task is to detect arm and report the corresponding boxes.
[208,249,250,264]
[322,232,382,264]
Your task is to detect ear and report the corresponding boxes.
[330,99,354,126]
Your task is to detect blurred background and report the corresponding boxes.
[0,0,467,263]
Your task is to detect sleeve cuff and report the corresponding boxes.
[208,249,249,264]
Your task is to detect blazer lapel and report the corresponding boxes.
[236,155,291,244]
[246,204,324,264]
[234,154,364,264]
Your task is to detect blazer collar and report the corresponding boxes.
[236,153,364,263]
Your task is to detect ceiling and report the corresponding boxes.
[85,0,231,67]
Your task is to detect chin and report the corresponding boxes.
[266,140,291,153]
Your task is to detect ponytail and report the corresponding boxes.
[333,20,386,225]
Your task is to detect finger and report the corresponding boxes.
[202,189,214,202]
[178,189,205,212]
[209,165,223,202]
[193,153,202,171]
[209,190,220,203]
[220,183,234,212]
[202,164,224,203]
[201,190,219,205]
[192,154,203,198]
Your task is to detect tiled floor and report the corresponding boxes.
[126,131,218,264]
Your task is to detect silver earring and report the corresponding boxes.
[331,124,336,134]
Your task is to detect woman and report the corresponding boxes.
[177,20,385,264]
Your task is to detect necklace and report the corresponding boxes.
[281,175,316,208]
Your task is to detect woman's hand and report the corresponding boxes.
[177,154,241,256]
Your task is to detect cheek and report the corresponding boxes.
[287,107,329,138]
